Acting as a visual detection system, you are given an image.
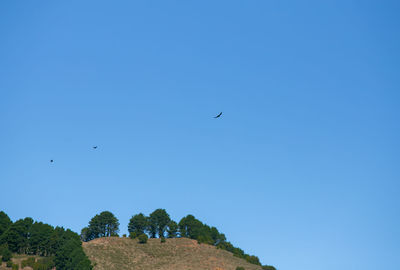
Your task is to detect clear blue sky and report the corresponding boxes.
[1,1,399,269]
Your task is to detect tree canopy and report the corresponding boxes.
[125,209,265,267]
[148,209,171,238]
[0,209,273,269]
[0,211,12,236]
[128,213,148,238]
[178,215,226,245]
[82,211,120,241]
[167,220,178,238]
[0,211,92,270]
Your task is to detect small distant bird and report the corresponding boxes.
[50,160,54,163]
[93,146,98,149]
[214,112,222,118]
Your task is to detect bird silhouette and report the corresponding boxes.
[214,112,222,118]
[50,160,54,163]
[93,146,98,149]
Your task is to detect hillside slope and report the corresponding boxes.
[83,237,263,270]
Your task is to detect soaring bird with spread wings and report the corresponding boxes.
[214,112,222,118]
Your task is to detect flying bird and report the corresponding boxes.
[214,112,222,118]
[93,146,98,149]
[50,160,54,163]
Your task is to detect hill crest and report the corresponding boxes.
[83,237,263,270]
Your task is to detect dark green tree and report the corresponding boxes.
[54,229,93,270]
[178,215,204,240]
[1,217,33,253]
[178,214,261,266]
[0,211,12,237]
[29,222,54,256]
[0,213,92,270]
[80,227,91,242]
[210,226,226,245]
[48,226,68,255]
[0,244,6,255]
[146,216,157,238]
[87,211,119,239]
[1,246,12,262]
[128,213,148,238]
[167,220,178,238]
[148,209,171,238]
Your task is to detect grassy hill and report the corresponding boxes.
[83,237,263,270]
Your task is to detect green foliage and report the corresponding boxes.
[122,234,127,237]
[22,256,56,270]
[0,211,12,237]
[55,234,92,270]
[29,222,54,256]
[147,220,157,238]
[80,227,90,242]
[166,220,178,238]
[1,217,33,253]
[11,263,19,270]
[217,240,262,265]
[218,241,246,258]
[178,215,225,245]
[0,243,7,256]
[86,211,120,240]
[148,209,171,238]
[138,234,148,244]
[128,213,148,239]
[1,245,12,261]
[178,214,260,266]
[178,215,203,239]
[128,232,139,239]
[21,257,36,268]
[0,211,92,270]
[245,255,261,265]
[262,265,276,270]
[210,226,226,245]
[0,209,271,269]
[35,257,55,270]
[236,267,245,270]
[6,260,13,267]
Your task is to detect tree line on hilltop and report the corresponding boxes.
[0,211,92,270]
[80,209,276,270]
[0,209,275,270]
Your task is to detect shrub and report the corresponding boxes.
[236,267,245,270]
[1,247,12,262]
[122,234,127,237]
[12,263,19,270]
[6,261,13,267]
[129,231,139,239]
[245,255,261,265]
[21,257,36,268]
[138,234,148,244]
[31,257,55,270]
[262,265,276,270]
[160,237,166,243]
